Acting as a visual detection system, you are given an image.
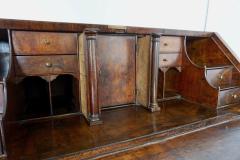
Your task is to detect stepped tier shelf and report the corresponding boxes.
[0,19,239,160]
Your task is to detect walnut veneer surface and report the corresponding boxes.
[5,101,240,160]
[0,19,239,160]
[100,117,240,160]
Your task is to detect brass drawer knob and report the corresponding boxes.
[163,43,168,46]
[163,58,168,62]
[45,62,52,68]
[232,94,238,99]
[42,39,51,45]
[218,74,224,80]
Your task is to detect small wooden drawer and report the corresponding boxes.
[205,67,233,88]
[159,53,182,68]
[51,55,78,74]
[160,36,182,53]
[12,31,77,55]
[14,55,78,76]
[218,88,240,106]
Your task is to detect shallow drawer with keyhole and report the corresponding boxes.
[12,31,77,55]
[159,53,182,68]
[160,36,183,53]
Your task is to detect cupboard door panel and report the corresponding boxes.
[96,35,136,108]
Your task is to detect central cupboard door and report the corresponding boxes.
[96,35,136,108]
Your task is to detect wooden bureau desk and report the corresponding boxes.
[0,19,239,159]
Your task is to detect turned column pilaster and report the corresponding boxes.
[148,34,161,112]
[85,31,102,125]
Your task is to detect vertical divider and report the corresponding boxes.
[85,30,102,125]
[162,70,166,99]
[148,34,161,112]
[48,77,53,116]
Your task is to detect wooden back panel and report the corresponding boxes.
[96,35,136,108]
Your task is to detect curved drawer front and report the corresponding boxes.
[12,31,77,55]
[14,55,77,76]
[218,88,240,106]
[206,67,233,87]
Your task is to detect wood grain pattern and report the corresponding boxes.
[85,31,102,124]
[12,31,77,55]
[180,46,219,108]
[99,119,240,160]
[186,37,231,67]
[1,18,240,160]
[0,18,212,37]
[205,67,234,88]
[160,36,183,53]
[96,35,136,108]
[78,33,88,118]
[5,99,233,160]
[136,35,151,107]
[218,88,240,106]
[159,53,182,68]
[14,55,77,76]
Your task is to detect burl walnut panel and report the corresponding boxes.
[96,35,136,108]
[186,37,231,67]
[180,49,219,108]
[12,31,77,55]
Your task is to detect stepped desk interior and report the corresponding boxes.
[0,19,239,160]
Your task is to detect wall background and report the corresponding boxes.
[0,0,239,59]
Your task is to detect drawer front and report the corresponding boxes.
[159,53,182,68]
[160,36,182,53]
[12,31,77,55]
[206,68,233,88]
[14,56,51,76]
[218,88,240,106]
[14,55,77,76]
[51,55,78,74]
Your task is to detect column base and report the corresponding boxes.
[148,103,161,112]
[87,114,103,126]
